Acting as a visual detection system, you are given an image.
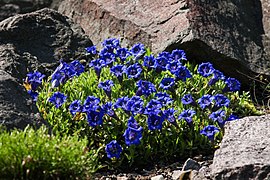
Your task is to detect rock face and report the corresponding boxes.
[0,8,92,130]
[211,115,270,179]
[58,0,270,86]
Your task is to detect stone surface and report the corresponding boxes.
[0,8,92,129]
[58,0,270,86]
[151,174,164,180]
[211,115,270,179]
[182,158,201,171]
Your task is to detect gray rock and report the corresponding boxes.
[211,115,270,179]
[151,174,164,180]
[0,8,92,130]
[58,0,270,86]
[182,158,201,171]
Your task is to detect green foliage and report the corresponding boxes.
[0,126,100,179]
[34,41,259,171]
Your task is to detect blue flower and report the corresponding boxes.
[85,46,97,55]
[126,96,144,114]
[166,61,182,74]
[102,38,120,49]
[123,126,143,146]
[198,94,212,109]
[223,77,241,92]
[102,102,115,117]
[127,116,140,129]
[70,60,85,76]
[197,62,215,77]
[87,110,104,127]
[147,114,165,130]
[125,63,142,79]
[69,100,82,116]
[226,114,239,121]
[49,92,67,108]
[173,66,192,82]
[181,94,195,106]
[89,59,106,78]
[200,125,219,141]
[27,90,39,101]
[131,43,145,59]
[208,70,225,85]
[144,99,163,115]
[116,48,131,61]
[178,109,196,124]
[170,49,187,62]
[209,110,226,128]
[110,65,126,83]
[136,80,156,97]
[159,78,175,90]
[98,80,114,98]
[143,55,156,69]
[155,92,173,105]
[154,57,168,71]
[105,140,122,159]
[114,96,130,112]
[158,51,171,59]
[212,94,230,109]
[164,108,177,124]
[100,53,115,67]
[83,96,100,112]
[25,71,45,91]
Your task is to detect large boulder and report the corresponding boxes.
[58,0,270,86]
[0,8,92,130]
[211,115,270,179]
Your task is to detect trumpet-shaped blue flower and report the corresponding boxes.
[27,90,39,101]
[208,70,225,85]
[226,114,239,121]
[89,59,106,78]
[126,96,144,114]
[181,94,195,106]
[154,57,168,71]
[143,55,156,69]
[147,114,165,130]
[158,51,171,59]
[70,60,85,76]
[127,116,140,129]
[49,92,67,108]
[125,63,142,79]
[100,53,115,67]
[114,96,130,111]
[136,80,156,96]
[131,43,145,59]
[116,48,131,61]
[160,78,175,90]
[209,110,226,128]
[170,49,187,62]
[105,140,122,159]
[173,66,192,82]
[164,108,177,124]
[85,45,97,55]
[223,77,241,92]
[87,110,104,127]
[166,61,182,74]
[98,80,114,98]
[123,126,143,146]
[200,125,219,141]
[144,99,163,115]
[198,94,212,109]
[212,94,230,109]
[25,71,45,91]
[69,100,82,116]
[198,62,215,77]
[178,109,196,124]
[110,65,126,83]
[102,38,120,50]
[102,102,115,117]
[155,92,173,105]
[83,96,100,112]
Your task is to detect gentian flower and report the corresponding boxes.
[158,51,171,59]
[144,99,163,115]
[126,96,144,114]
[208,70,225,85]
[85,46,97,55]
[143,55,156,69]
[105,140,122,159]
[123,126,143,146]
[200,125,220,141]
[70,60,85,76]
[127,116,140,129]
[155,92,173,105]
[131,43,145,60]
[181,94,195,106]
[102,102,116,117]
[136,80,156,97]
[98,80,114,98]
[209,110,226,128]
[170,49,187,62]
[25,71,45,91]
[166,61,182,74]
[110,65,126,83]
[147,114,165,130]
[87,110,104,127]
[197,62,215,77]
[198,94,212,109]
[154,57,168,71]
[226,114,239,121]
[100,53,115,67]
[49,92,67,108]
[178,109,196,124]
[116,48,131,61]
[83,96,100,112]
[114,96,130,112]
[125,63,142,79]
[69,100,82,116]
[164,108,177,124]
[173,66,192,82]
[102,38,120,50]
[89,59,106,78]
[159,78,175,90]
[212,94,230,109]
[27,90,39,101]
[223,77,241,92]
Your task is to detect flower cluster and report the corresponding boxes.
[28,38,253,168]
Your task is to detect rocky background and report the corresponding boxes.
[0,0,269,179]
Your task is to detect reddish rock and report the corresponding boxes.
[59,0,270,86]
